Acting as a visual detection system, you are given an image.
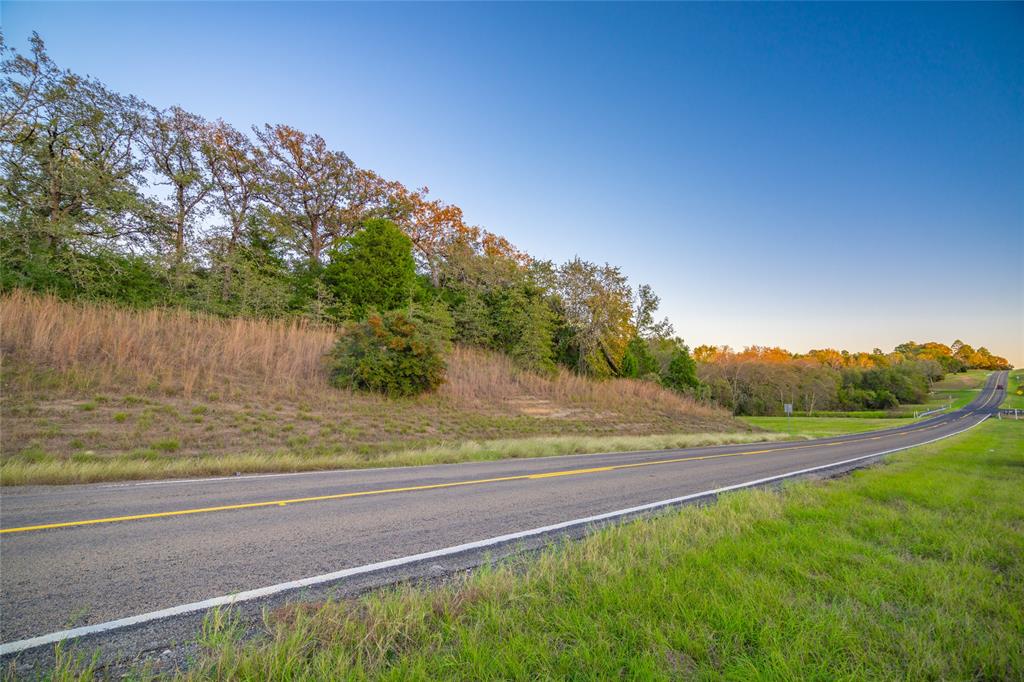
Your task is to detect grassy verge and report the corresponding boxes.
[741,416,899,438]
[1001,370,1024,410]
[50,419,1023,680]
[0,431,790,486]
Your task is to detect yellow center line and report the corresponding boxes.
[0,440,833,535]
[3,379,1000,536]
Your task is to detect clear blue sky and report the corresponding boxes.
[4,2,1022,364]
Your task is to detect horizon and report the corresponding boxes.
[3,2,1021,364]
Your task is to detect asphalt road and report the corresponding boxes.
[0,371,1007,658]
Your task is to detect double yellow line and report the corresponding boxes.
[2,378,1000,536]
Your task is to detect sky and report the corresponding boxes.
[4,2,1022,365]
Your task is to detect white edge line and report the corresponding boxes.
[0,414,991,657]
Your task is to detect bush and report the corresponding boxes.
[329,307,449,397]
[661,345,701,393]
[620,336,659,379]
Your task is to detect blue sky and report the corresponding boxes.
[4,2,1022,364]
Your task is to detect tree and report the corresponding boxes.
[1,32,50,144]
[1,35,155,291]
[620,335,659,379]
[555,257,634,377]
[322,218,416,318]
[144,106,212,263]
[200,119,262,301]
[385,184,472,286]
[633,283,673,340]
[490,285,556,374]
[661,342,701,393]
[255,124,368,266]
[193,209,293,317]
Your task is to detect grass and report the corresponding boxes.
[1001,370,1024,410]
[1,291,745,485]
[740,416,899,438]
[0,431,791,486]
[0,290,721,417]
[42,417,1023,680]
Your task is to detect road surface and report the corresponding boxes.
[0,371,1007,659]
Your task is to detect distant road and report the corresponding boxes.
[0,371,1007,658]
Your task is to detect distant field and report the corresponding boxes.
[741,416,898,438]
[0,292,745,485]
[77,418,1022,680]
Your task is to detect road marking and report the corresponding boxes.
[0,414,989,657]
[0,443,823,534]
[1,379,1003,536]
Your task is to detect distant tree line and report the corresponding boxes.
[0,34,700,395]
[693,341,1011,416]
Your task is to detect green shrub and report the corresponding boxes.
[329,307,450,397]
[661,344,701,393]
[322,218,417,318]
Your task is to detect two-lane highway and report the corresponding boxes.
[0,371,1007,657]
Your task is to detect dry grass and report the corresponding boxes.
[0,289,336,400]
[440,346,720,418]
[0,291,720,421]
[1,291,744,485]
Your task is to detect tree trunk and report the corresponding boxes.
[175,185,186,262]
[309,218,322,266]
[47,142,61,252]
[220,218,240,303]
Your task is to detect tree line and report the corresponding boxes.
[694,341,1011,416]
[0,33,700,395]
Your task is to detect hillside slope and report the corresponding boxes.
[1,292,755,483]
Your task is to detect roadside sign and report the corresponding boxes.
[784,403,793,416]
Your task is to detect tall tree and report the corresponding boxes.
[200,119,262,300]
[632,283,674,340]
[1,32,50,145]
[1,35,150,254]
[385,184,470,286]
[255,124,370,266]
[144,106,212,263]
[322,218,416,318]
[555,257,634,377]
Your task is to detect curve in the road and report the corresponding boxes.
[0,371,1008,658]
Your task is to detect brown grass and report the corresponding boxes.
[441,346,719,417]
[0,290,721,420]
[1,291,745,484]
[0,289,336,400]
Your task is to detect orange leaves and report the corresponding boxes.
[382,183,530,282]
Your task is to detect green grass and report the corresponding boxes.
[741,416,898,438]
[45,419,1023,681]
[1001,370,1024,410]
[0,431,790,486]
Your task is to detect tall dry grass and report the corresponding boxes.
[440,346,723,418]
[1,291,725,419]
[1,290,337,399]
